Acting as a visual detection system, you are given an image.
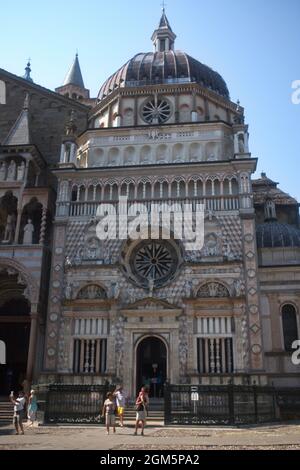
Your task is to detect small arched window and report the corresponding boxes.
[282,304,298,352]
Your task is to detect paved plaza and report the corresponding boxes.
[0,422,299,450]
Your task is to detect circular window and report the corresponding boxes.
[142,97,171,124]
[122,239,181,289]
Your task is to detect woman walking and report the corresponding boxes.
[134,386,149,436]
[101,392,116,435]
[27,389,38,426]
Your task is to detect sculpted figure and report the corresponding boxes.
[7,160,16,181]
[17,161,26,181]
[23,219,34,245]
[3,213,16,242]
[0,162,6,181]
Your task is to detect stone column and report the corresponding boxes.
[44,222,68,371]
[240,213,264,371]
[204,98,210,121]
[60,145,65,163]
[106,304,117,377]
[234,133,239,154]
[39,206,47,245]
[14,208,22,244]
[244,132,249,153]
[174,94,179,123]
[26,305,39,384]
[70,143,77,163]
[134,97,138,126]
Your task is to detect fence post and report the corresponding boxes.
[253,384,258,424]
[228,382,234,425]
[44,385,51,424]
[164,382,171,425]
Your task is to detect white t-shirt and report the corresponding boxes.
[14,397,25,413]
[104,399,115,415]
[115,391,126,408]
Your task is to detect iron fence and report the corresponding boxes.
[163,384,297,425]
[45,384,112,424]
[43,383,300,425]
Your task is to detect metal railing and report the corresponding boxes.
[68,196,240,217]
[45,384,113,424]
[43,383,300,425]
[164,384,300,426]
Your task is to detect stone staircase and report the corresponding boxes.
[0,396,13,425]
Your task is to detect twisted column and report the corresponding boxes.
[39,206,47,245]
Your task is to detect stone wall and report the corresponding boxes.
[0,69,88,165]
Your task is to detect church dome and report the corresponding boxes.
[98,51,229,101]
[256,222,300,249]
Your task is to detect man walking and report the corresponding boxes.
[114,386,126,427]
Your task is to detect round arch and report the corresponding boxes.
[0,257,39,306]
[134,334,169,398]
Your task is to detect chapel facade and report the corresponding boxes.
[0,11,299,398]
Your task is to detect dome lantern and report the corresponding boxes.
[151,7,176,52]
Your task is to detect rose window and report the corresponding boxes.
[142,97,171,124]
[125,240,180,289]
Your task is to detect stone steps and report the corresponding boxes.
[0,399,13,424]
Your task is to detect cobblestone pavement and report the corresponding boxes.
[0,423,299,450]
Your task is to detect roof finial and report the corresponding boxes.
[23,58,33,83]
[152,3,176,52]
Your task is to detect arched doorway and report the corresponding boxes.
[136,336,167,398]
[0,272,31,395]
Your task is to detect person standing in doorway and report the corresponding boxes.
[114,386,126,427]
[10,391,26,435]
[134,386,149,436]
[101,392,116,435]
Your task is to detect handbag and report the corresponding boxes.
[135,403,144,412]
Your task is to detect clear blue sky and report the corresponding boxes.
[1,0,299,200]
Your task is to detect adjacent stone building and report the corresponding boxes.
[0,10,299,397]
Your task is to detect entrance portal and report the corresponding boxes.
[0,297,30,395]
[136,336,167,398]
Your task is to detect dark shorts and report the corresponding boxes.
[13,410,24,425]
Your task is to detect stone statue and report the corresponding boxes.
[234,279,245,297]
[207,210,214,221]
[85,237,101,260]
[17,161,26,181]
[111,282,120,300]
[65,281,73,300]
[0,162,6,181]
[3,213,16,242]
[184,280,193,298]
[23,219,34,245]
[148,129,159,140]
[238,136,245,153]
[64,256,72,270]
[204,234,218,257]
[74,250,82,265]
[6,160,16,181]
